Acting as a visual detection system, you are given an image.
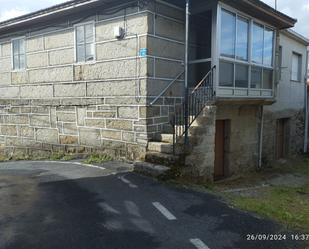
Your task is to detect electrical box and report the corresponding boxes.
[114,26,125,39]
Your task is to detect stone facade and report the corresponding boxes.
[0,0,187,160]
[185,106,216,181]
[263,109,304,164]
[216,104,260,174]
[0,2,159,160]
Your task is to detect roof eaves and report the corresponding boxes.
[0,0,98,30]
[247,0,297,24]
[282,29,309,46]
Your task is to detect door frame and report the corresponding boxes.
[214,119,230,180]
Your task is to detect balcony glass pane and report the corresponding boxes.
[252,23,264,64]
[263,28,274,66]
[263,69,273,89]
[236,17,249,61]
[235,64,248,88]
[251,67,262,89]
[219,61,234,87]
[220,10,236,58]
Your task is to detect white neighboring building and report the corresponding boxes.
[263,29,309,163]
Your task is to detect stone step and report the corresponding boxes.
[145,152,179,167]
[134,161,170,177]
[156,133,174,143]
[148,141,173,154]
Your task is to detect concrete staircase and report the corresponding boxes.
[134,128,181,176]
[134,106,216,177]
[141,121,196,170]
[146,132,180,166]
[134,66,216,177]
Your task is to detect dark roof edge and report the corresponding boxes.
[245,0,297,27]
[0,0,297,32]
[0,0,99,30]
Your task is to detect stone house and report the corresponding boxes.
[263,30,309,165]
[0,0,307,181]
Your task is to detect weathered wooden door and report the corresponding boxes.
[276,119,286,159]
[215,120,225,179]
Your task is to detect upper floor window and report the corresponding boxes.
[220,10,236,58]
[252,24,274,66]
[220,10,249,61]
[236,17,249,61]
[12,38,25,70]
[219,7,275,90]
[75,22,95,63]
[291,52,302,82]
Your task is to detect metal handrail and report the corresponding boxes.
[171,65,215,154]
[192,65,216,94]
[150,70,185,106]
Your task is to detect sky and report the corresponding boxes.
[0,0,308,37]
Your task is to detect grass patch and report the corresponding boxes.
[226,185,309,232]
[83,154,113,165]
[49,153,65,161]
[49,153,76,161]
[221,158,309,234]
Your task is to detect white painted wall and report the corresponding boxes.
[266,32,308,112]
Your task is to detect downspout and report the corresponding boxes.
[304,49,309,153]
[184,0,190,147]
[258,105,264,169]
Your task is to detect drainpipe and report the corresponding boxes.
[184,0,190,147]
[258,105,264,169]
[304,50,309,153]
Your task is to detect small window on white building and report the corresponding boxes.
[12,38,26,70]
[75,22,95,63]
[291,52,302,82]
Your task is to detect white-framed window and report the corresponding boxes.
[12,38,26,70]
[75,22,95,63]
[219,7,275,90]
[291,52,302,82]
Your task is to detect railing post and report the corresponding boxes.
[184,0,190,148]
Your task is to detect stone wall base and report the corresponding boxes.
[0,98,147,162]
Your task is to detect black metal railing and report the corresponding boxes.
[150,70,185,106]
[171,65,216,154]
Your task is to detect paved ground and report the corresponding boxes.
[0,161,303,249]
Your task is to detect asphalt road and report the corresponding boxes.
[0,160,303,249]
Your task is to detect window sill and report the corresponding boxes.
[12,69,26,73]
[74,60,96,66]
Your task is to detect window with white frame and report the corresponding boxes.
[75,23,95,63]
[291,52,302,82]
[219,8,275,90]
[12,38,26,70]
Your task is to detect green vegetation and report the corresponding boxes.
[226,185,309,232]
[83,154,113,164]
[49,153,76,161]
[221,159,309,234]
